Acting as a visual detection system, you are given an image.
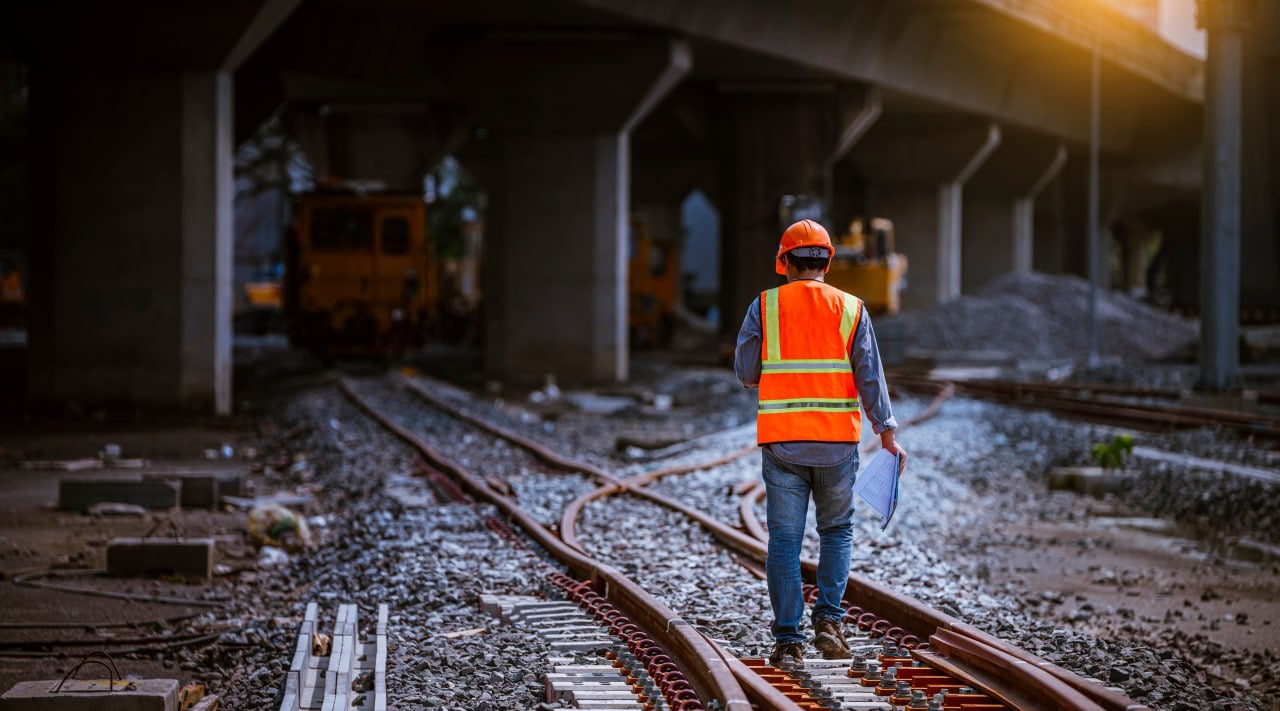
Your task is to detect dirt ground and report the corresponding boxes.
[966,490,1280,699]
[0,422,258,695]
[993,515,1279,653]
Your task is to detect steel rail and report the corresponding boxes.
[927,629,1104,710]
[426,373,1142,711]
[398,377,626,487]
[727,381,1150,711]
[339,379,749,710]
[913,376,1280,407]
[632,473,1152,711]
[892,373,1280,439]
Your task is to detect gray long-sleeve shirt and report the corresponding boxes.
[734,281,897,467]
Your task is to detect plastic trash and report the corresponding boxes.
[247,503,313,550]
[256,545,289,568]
[87,502,147,517]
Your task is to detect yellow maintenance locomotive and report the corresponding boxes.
[285,192,438,357]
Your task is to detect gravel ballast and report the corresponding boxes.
[141,364,1276,711]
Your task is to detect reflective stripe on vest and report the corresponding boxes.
[757,281,863,444]
[758,397,860,412]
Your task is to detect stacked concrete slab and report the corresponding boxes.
[279,602,387,711]
[59,471,244,512]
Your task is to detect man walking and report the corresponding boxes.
[734,219,906,667]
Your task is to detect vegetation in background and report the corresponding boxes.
[1091,433,1135,470]
[235,111,314,197]
[426,156,483,260]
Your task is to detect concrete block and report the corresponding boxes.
[1047,467,1134,497]
[141,475,216,509]
[0,678,178,711]
[59,479,179,512]
[106,538,214,580]
[142,472,244,508]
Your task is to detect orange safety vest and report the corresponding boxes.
[756,280,863,445]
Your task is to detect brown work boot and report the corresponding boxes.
[812,617,852,659]
[768,641,805,668]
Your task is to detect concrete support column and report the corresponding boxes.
[1239,0,1279,306]
[1197,0,1252,390]
[1013,146,1069,274]
[28,69,233,413]
[487,134,629,381]
[1011,200,1035,273]
[719,90,837,326]
[182,72,234,414]
[963,141,1067,291]
[853,119,1005,308]
[439,36,689,384]
[1117,223,1158,295]
[938,124,1001,302]
[289,110,439,191]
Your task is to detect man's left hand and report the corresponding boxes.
[880,429,907,475]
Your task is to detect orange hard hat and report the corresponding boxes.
[775,219,834,275]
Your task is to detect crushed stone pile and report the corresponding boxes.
[898,271,1198,361]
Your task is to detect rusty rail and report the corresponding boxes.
[891,373,1280,440]
[339,379,749,710]
[395,374,1148,710]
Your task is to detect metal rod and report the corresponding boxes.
[1086,42,1101,369]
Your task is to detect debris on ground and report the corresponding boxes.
[87,501,149,517]
[247,503,312,550]
[256,545,290,568]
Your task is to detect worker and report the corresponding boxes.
[734,219,906,667]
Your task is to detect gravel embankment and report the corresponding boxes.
[898,271,1198,361]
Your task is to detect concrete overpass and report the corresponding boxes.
[4,0,1276,411]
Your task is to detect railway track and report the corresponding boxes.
[339,374,1156,710]
[889,372,1280,442]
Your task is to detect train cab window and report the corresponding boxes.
[381,217,410,255]
[311,208,373,251]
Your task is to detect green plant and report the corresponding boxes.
[1090,434,1134,470]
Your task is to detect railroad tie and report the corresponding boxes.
[481,594,653,710]
[279,602,388,711]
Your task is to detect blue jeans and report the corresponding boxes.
[762,446,856,643]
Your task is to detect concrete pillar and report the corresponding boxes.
[1117,222,1158,296]
[437,36,690,384]
[1197,0,1252,390]
[962,142,1067,291]
[718,90,837,326]
[1014,146,1069,274]
[853,120,1001,309]
[182,72,234,413]
[487,134,629,380]
[1239,0,1279,307]
[288,109,439,191]
[27,69,233,413]
[938,125,1000,302]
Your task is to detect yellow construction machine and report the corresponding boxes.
[824,217,908,315]
[627,219,678,347]
[285,192,438,356]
